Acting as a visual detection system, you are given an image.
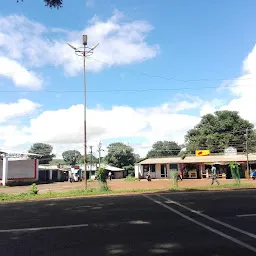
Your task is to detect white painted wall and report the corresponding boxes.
[135,164,143,178]
[0,159,38,182]
[155,164,162,179]
[155,164,171,179]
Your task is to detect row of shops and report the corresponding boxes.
[135,154,256,179]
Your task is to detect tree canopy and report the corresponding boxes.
[147,141,182,158]
[62,150,81,165]
[105,143,136,168]
[77,154,98,164]
[86,153,98,164]
[185,110,256,153]
[28,143,55,164]
[17,0,63,8]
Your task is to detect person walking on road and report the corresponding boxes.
[211,164,220,185]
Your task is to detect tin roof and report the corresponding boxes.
[139,154,256,165]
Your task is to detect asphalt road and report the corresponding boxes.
[0,190,256,255]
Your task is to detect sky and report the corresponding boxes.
[0,0,256,158]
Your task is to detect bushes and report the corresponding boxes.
[125,176,136,182]
[170,169,178,188]
[229,162,240,184]
[30,183,39,195]
[123,165,135,177]
[96,168,109,190]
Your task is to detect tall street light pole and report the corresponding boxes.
[67,35,99,189]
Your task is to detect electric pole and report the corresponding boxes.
[98,141,102,168]
[67,36,99,189]
[245,128,250,179]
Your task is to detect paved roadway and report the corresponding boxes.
[0,190,256,255]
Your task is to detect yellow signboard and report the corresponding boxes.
[196,150,210,156]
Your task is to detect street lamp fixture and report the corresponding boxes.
[67,35,99,189]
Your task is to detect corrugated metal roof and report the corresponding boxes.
[139,154,256,165]
[104,165,124,171]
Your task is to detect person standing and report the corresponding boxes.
[177,169,183,181]
[211,165,220,185]
[108,171,112,181]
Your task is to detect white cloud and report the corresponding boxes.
[0,99,200,157]
[0,11,159,77]
[0,125,30,148]
[0,57,43,89]
[220,44,256,125]
[0,98,40,123]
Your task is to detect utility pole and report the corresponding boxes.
[98,141,102,168]
[245,128,250,179]
[67,36,99,189]
[89,146,93,179]
[83,35,87,188]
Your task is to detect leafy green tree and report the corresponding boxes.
[62,150,81,165]
[17,0,63,8]
[49,159,66,165]
[86,154,98,164]
[185,110,256,153]
[123,165,135,177]
[147,141,181,158]
[28,143,55,164]
[77,154,98,164]
[105,143,136,168]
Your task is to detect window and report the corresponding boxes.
[150,164,156,172]
[143,165,149,172]
[143,164,156,172]
[170,164,178,170]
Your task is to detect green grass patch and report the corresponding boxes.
[124,176,137,182]
[0,183,255,203]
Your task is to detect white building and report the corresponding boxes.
[0,151,40,185]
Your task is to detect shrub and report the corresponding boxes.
[125,176,136,182]
[30,183,39,195]
[229,162,240,184]
[123,165,135,177]
[170,169,178,188]
[96,168,107,182]
[96,168,108,190]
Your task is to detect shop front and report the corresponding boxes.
[137,154,256,179]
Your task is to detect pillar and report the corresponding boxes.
[49,169,53,180]
[2,154,8,186]
[57,170,62,181]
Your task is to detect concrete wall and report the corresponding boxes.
[0,159,38,181]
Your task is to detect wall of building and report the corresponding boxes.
[113,171,124,179]
[0,159,38,182]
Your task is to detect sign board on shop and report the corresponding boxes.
[224,147,237,155]
[196,150,210,156]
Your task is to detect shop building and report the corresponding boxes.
[135,154,256,179]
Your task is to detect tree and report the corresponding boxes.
[147,141,182,158]
[17,0,63,8]
[77,154,98,165]
[28,143,55,164]
[185,110,256,154]
[86,154,98,164]
[62,150,81,165]
[105,143,136,168]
